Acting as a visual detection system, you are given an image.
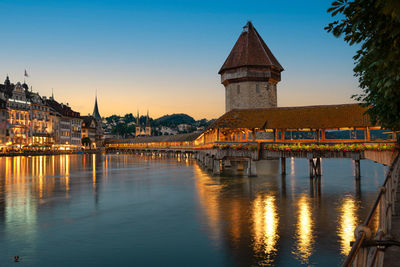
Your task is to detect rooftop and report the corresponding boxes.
[219,21,283,74]
[208,103,374,130]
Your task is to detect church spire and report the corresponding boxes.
[146,110,150,127]
[4,75,10,86]
[92,92,101,120]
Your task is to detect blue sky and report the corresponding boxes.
[0,0,358,119]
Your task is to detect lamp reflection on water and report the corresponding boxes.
[338,196,358,255]
[92,154,96,189]
[252,194,279,262]
[293,194,314,263]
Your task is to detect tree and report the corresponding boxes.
[82,137,92,147]
[326,0,400,130]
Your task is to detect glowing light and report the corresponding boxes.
[252,194,279,263]
[337,196,358,255]
[293,194,314,263]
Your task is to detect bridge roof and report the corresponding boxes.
[108,132,202,144]
[208,104,374,130]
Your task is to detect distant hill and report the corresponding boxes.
[104,112,215,137]
[153,113,196,127]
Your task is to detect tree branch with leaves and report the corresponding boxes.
[326,0,400,130]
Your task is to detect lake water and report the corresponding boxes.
[0,154,386,266]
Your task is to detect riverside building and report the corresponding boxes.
[45,97,82,148]
[0,75,87,149]
[0,99,7,146]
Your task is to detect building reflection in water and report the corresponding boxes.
[337,195,358,255]
[0,155,387,266]
[252,194,279,263]
[293,194,314,264]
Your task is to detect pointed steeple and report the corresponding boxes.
[4,75,10,86]
[137,110,140,125]
[219,21,283,75]
[146,110,150,127]
[92,92,101,120]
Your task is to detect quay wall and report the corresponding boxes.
[0,149,104,158]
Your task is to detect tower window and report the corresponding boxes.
[237,85,240,94]
[256,84,259,93]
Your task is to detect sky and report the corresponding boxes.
[0,0,359,120]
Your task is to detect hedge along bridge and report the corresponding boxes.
[106,103,398,178]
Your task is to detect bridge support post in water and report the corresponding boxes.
[354,159,361,179]
[309,158,322,178]
[309,159,314,178]
[281,157,286,175]
[247,160,257,177]
[205,156,213,171]
[213,160,221,175]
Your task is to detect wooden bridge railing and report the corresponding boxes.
[342,154,400,267]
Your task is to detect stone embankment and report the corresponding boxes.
[0,149,104,157]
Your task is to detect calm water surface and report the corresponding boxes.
[0,154,386,266]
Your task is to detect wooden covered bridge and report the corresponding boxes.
[106,103,397,177]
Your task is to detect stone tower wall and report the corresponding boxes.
[225,81,277,112]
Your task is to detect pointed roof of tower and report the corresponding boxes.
[92,94,101,120]
[219,21,283,74]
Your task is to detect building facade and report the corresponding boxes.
[29,92,52,144]
[45,98,82,148]
[7,82,31,145]
[219,22,284,112]
[81,116,98,148]
[0,99,7,145]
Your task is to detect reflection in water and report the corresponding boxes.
[0,155,388,267]
[92,154,96,189]
[338,196,358,255]
[293,194,314,264]
[252,194,279,263]
[193,164,223,243]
